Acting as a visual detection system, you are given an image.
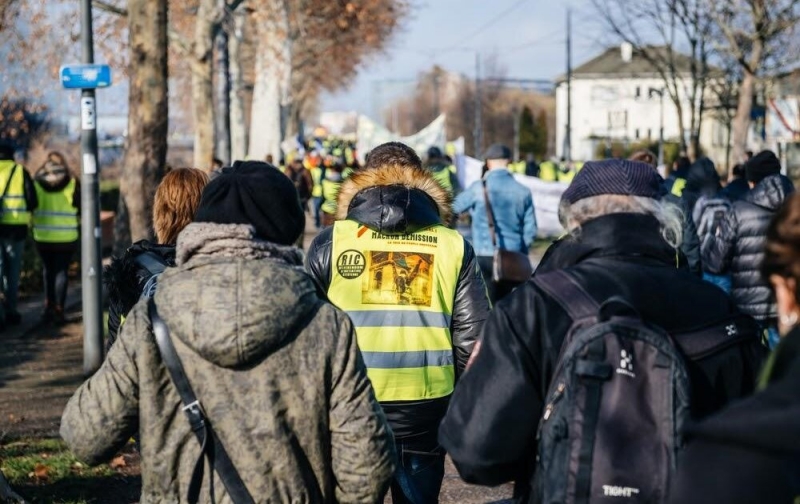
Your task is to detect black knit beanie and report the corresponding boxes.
[745,150,781,184]
[194,160,305,245]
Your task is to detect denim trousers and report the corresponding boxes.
[0,238,24,313]
[389,443,446,504]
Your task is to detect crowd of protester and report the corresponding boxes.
[1,136,799,503]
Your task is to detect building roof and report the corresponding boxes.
[557,45,701,82]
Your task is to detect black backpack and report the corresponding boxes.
[531,269,758,504]
[133,250,170,300]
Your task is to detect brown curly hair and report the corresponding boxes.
[762,193,800,299]
[153,168,209,245]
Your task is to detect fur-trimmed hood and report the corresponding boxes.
[335,165,452,234]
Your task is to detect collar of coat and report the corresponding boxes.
[175,222,304,267]
[336,164,452,233]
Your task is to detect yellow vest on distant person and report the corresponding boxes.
[327,219,464,402]
[0,161,30,226]
[311,167,323,198]
[321,178,341,215]
[539,161,557,181]
[33,179,78,243]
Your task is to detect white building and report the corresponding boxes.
[555,44,728,164]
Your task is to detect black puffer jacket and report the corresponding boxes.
[104,240,175,348]
[306,164,490,449]
[439,213,765,500]
[703,175,795,322]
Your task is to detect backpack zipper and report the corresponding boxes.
[543,382,566,421]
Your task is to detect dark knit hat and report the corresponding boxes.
[561,159,665,205]
[194,160,305,245]
[484,144,512,161]
[745,150,781,184]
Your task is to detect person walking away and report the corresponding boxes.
[105,168,208,349]
[0,142,36,327]
[320,161,344,228]
[32,152,79,324]
[703,150,795,348]
[538,157,558,181]
[306,142,490,504]
[62,161,395,503]
[721,163,750,201]
[287,159,313,211]
[670,193,800,503]
[524,153,540,178]
[425,146,458,197]
[439,159,765,502]
[308,154,325,229]
[453,144,536,303]
[665,155,691,196]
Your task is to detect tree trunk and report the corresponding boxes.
[248,1,291,163]
[118,0,168,248]
[214,28,231,164]
[672,95,687,155]
[229,9,247,162]
[732,69,756,164]
[192,0,217,169]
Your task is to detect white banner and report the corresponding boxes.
[357,114,447,162]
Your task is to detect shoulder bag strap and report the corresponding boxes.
[481,179,498,248]
[148,299,255,504]
[532,269,600,322]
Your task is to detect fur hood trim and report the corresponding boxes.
[336,165,452,222]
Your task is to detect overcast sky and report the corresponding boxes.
[319,0,604,119]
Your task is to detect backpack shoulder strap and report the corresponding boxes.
[532,269,600,321]
[134,251,169,277]
[148,299,255,504]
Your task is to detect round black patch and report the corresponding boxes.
[336,249,366,279]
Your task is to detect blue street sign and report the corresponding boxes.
[60,64,112,89]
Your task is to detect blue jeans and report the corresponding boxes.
[311,196,323,228]
[0,238,24,314]
[390,443,445,504]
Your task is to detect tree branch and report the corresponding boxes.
[92,0,127,16]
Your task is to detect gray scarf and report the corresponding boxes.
[176,222,304,267]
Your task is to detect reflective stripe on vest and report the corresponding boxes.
[0,162,30,225]
[311,167,324,197]
[327,219,464,402]
[671,177,687,197]
[321,178,341,215]
[33,179,78,243]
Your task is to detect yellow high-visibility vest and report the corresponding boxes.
[0,161,30,226]
[33,179,78,243]
[327,219,464,402]
[557,169,576,183]
[671,177,687,197]
[431,166,453,194]
[321,178,341,215]
[311,167,323,198]
[539,161,557,181]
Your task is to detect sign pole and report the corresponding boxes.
[80,0,104,375]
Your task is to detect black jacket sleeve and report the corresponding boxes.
[451,239,490,377]
[439,286,547,487]
[23,167,37,212]
[305,226,334,294]
[681,207,701,275]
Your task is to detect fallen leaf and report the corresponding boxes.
[110,455,126,469]
[33,463,49,480]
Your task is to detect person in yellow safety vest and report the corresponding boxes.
[320,162,344,228]
[32,152,80,324]
[508,160,526,175]
[0,143,37,327]
[665,155,692,197]
[305,141,490,504]
[556,159,578,184]
[426,146,459,197]
[539,158,558,181]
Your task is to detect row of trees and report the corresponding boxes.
[593,0,800,164]
[0,0,408,250]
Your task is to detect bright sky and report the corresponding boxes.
[320,0,604,119]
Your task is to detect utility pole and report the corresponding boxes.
[565,7,572,163]
[79,0,104,375]
[474,52,482,157]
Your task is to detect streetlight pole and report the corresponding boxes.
[650,87,665,167]
[80,0,104,375]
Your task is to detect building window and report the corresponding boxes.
[635,128,640,139]
[635,86,641,98]
[647,128,652,139]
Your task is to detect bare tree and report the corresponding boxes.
[228,7,248,161]
[709,0,800,163]
[116,0,169,251]
[592,0,714,159]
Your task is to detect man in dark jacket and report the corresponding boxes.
[306,141,490,504]
[703,150,795,347]
[439,159,764,501]
[720,163,750,201]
